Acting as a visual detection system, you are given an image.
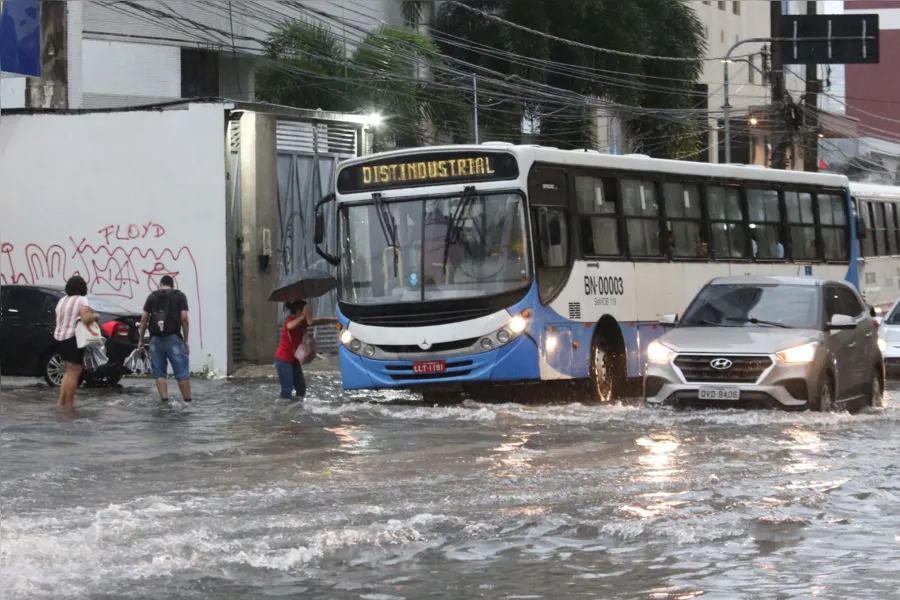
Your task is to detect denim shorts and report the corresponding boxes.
[149,335,191,381]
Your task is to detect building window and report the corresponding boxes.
[621,179,662,257]
[819,193,850,261]
[708,186,747,259]
[181,49,220,98]
[733,1,740,15]
[575,175,620,256]
[718,1,726,10]
[785,191,817,261]
[747,188,784,259]
[663,182,704,258]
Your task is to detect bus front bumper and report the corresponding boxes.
[338,335,540,391]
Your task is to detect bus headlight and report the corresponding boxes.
[340,330,354,345]
[509,314,527,334]
[497,329,510,344]
[363,344,376,357]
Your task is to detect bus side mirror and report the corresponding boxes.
[313,193,339,266]
[313,193,334,246]
[314,210,325,245]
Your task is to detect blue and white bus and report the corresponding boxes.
[313,143,857,401]
[852,183,900,312]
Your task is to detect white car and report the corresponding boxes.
[877,299,900,368]
[644,276,886,411]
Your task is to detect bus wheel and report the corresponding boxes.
[590,337,624,403]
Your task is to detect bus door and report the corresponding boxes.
[527,166,582,379]
[528,166,573,305]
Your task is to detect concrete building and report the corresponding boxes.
[0,99,371,374]
[0,0,402,110]
[845,0,900,139]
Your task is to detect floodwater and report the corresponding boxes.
[2,373,900,599]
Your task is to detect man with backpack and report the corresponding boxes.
[137,275,192,403]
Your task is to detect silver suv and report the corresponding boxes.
[644,276,885,411]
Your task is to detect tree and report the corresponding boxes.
[256,21,466,150]
[401,0,707,157]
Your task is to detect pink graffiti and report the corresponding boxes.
[0,225,203,347]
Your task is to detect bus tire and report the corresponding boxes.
[590,332,625,403]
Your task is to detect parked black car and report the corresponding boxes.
[0,284,144,387]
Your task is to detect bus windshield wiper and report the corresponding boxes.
[725,317,790,328]
[372,192,398,248]
[442,186,476,268]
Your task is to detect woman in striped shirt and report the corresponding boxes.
[54,275,101,408]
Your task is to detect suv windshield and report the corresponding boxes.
[886,303,900,325]
[338,192,530,304]
[680,284,820,329]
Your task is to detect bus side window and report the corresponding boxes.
[707,185,747,259]
[746,187,784,260]
[820,192,850,262]
[575,174,620,256]
[621,178,662,257]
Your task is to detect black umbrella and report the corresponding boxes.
[268,269,337,303]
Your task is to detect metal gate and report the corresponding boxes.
[275,120,357,353]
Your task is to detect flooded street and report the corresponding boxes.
[3,373,900,599]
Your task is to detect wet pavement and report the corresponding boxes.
[2,372,900,599]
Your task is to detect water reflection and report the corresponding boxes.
[780,425,827,477]
[489,431,536,477]
[635,433,682,484]
[324,421,370,454]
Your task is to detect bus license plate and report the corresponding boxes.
[413,360,446,374]
[698,387,740,401]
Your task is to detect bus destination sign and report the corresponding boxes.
[336,151,519,193]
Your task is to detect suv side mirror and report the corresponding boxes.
[827,314,857,330]
[660,313,678,325]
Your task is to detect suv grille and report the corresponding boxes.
[674,354,773,384]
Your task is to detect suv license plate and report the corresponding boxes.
[698,387,740,401]
[413,360,446,374]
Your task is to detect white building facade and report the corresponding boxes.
[0,0,402,110]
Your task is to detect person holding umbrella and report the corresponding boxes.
[274,300,336,400]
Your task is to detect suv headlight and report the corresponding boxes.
[776,341,818,364]
[647,341,674,364]
[878,337,888,353]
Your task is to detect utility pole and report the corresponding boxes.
[769,0,789,170]
[802,0,820,172]
[473,75,479,144]
[26,0,68,109]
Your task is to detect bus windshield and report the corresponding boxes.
[339,191,530,304]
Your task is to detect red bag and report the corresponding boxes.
[293,331,316,365]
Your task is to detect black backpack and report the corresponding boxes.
[148,289,181,336]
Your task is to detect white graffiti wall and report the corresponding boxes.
[0,103,228,374]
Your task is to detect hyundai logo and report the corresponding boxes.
[709,358,733,370]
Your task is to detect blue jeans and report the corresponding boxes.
[149,335,191,381]
[274,358,306,399]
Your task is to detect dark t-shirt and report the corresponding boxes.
[143,288,189,337]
